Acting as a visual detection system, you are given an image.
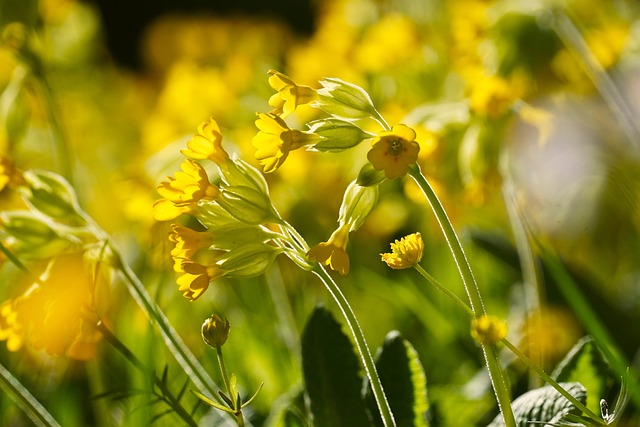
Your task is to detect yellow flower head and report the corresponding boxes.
[169,223,214,268]
[0,255,104,360]
[381,232,424,269]
[181,118,229,165]
[153,159,220,221]
[175,260,224,301]
[471,315,508,345]
[306,223,351,275]
[267,69,317,118]
[0,155,25,191]
[367,124,420,179]
[252,112,319,173]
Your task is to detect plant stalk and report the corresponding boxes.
[312,265,396,427]
[408,164,516,427]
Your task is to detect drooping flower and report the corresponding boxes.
[252,112,319,173]
[181,118,229,165]
[306,222,351,275]
[367,124,420,179]
[175,259,224,301]
[471,315,508,345]
[153,159,219,221]
[381,232,424,269]
[0,254,104,360]
[267,69,317,118]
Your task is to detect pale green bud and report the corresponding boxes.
[338,179,379,232]
[307,119,373,152]
[216,185,281,225]
[0,211,71,258]
[220,154,269,195]
[209,223,279,252]
[20,170,84,222]
[217,243,283,278]
[356,162,386,187]
[315,78,379,120]
[201,314,230,348]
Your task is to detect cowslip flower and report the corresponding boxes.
[267,69,317,118]
[181,118,229,165]
[367,124,420,179]
[306,222,351,275]
[252,112,319,173]
[380,232,424,269]
[169,223,214,268]
[153,159,220,221]
[471,315,508,345]
[175,259,225,301]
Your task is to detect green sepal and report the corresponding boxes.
[220,155,269,195]
[315,77,379,120]
[307,118,373,152]
[216,242,282,278]
[338,179,378,232]
[20,170,84,223]
[356,163,386,187]
[217,185,281,225]
[0,210,72,258]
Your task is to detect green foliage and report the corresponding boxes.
[300,305,371,427]
[365,331,429,427]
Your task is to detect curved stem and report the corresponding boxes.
[408,164,516,427]
[414,264,474,317]
[312,265,396,427]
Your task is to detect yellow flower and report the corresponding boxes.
[153,159,219,221]
[181,118,229,165]
[380,232,424,269]
[306,223,351,275]
[169,223,214,268]
[252,112,319,173]
[175,259,224,301]
[468,74,515,118]
[267,69,317,118]
[0,155,25,191]
[471,315,508,345]
[367,124,420,179]
[0,255,104,360]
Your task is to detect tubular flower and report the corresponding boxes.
[153,159,219,221]
[306,222,351,275]
[169,223,214,268]
[175,259,224,301]
[0,255,104,360]
[181,118,229,165]
[381,232,424,269]
[471,315,508,345]
[267,69,317,118]
[252,112,320,173]
[367,124,420,179]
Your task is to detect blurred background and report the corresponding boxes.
[1,0,640,425]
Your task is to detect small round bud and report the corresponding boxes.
[471,315,507,345]
[201,314,230,348]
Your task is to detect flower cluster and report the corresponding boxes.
[154,117,314,301]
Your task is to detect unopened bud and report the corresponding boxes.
[201,314,230,348]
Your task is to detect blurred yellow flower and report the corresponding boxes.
[471,315,508,345]
[468,74,515,118]
[381,232,424,269]
[181,118,229,165]
[252,112,319,173]
[153,159,219,221]
[367,124,420,179]
[267,69,317,118]
[306,222,351,275]
[0,155,24,191]
[175,259,223,301]
[0,254,104,360]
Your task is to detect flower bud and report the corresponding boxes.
[201,314,230,348]
[217,243,283,278]
[471,315,508,345]
[307,119,373,152]
[338,180,378,232]
[315,78,379,120]
[217,185,281,225]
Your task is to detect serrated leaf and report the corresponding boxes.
[487,382,586,427]
[552,337,613,414]
[365,331,429,427]
[301,305,370,427]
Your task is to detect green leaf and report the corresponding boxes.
[365,331,429,427]
[552,337,613,414]
[301,305,370,427]
[263,385,311,427]
[487,382,587,427]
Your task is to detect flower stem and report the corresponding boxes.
[0,361,61,427]
[414,264,474,317]
[312,265,396,427]
[117,254,220,400]
[408,164,516,427]
[216,346,231,395]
